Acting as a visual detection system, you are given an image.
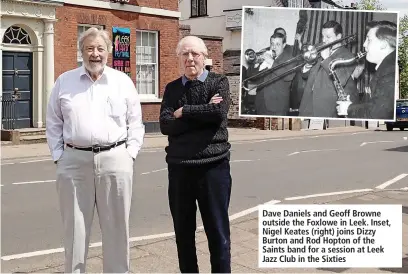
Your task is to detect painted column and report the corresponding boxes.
[43,19,56,108]
[0,13,3,129]
[0,42,3,130]
[0,13,2,100]
[36,47,44,127]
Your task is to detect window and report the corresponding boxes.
[191,0,207,17]
[77,24,104,67]
[2,26,32,44]
[288,0,303,8]
[136,30,158,98]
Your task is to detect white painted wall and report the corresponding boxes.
[180,0,275,20]
[179,0,277,52]
[242,8,299,52]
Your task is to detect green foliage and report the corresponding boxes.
[355,0,386,10]
[399,15,408,98]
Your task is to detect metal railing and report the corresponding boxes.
[1,95,17,130]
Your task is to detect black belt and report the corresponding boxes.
[66,140,126,153]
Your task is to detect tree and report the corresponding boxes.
[355,0,386,10]
[399,14,408,98]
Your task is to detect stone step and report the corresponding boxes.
[17,128,46,137]
[20,134,47,144]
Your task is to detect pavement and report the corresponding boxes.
[2,189,407,273]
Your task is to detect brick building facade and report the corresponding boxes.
[1,0,181,133]
[54,2,181,132]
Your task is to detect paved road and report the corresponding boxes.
[1,129,408,258]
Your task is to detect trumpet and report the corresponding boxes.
[328,51,367,101]
[244,48,276,66]
[242,33,357,92]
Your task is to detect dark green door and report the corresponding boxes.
[2,51,33,129]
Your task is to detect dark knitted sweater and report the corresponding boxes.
[159,72,231,165]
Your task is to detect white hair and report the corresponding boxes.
[79,27,112,53]
[176,35,208,57]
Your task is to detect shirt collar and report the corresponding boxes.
[182,69,208,86]
[80,65,109,81]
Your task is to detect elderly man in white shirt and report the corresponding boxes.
[46,27,145,273]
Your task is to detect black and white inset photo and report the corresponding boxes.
[239,6,400,121]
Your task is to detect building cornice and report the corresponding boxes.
[63,0,181,18]
[1,0,62,19]
[3,0,64,7]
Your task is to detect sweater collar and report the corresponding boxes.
[182,69,209,86]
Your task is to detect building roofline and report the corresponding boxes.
[63,0,181,18]
[196,34,223,41]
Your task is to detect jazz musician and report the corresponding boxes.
[298,20,358,118]
[255,28,290,71]
[274,27,303,55]
[254,32,299,116]
[258,27,302,66]
[337,20,397,120]
[241,27,302,114]
[252,27,302,72]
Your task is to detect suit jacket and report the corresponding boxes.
[298,46,358,118]
[348,50,396,120]
[254,45,298,116]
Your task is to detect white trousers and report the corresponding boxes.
[56,144,134,273]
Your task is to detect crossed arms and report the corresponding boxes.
[159,76,231,136]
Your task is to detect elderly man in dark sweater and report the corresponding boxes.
[159,35,232,273]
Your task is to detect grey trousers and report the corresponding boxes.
[56,144,134,273]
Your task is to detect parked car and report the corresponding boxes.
[385,99,408,131]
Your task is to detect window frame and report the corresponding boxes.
[135,29,159,100]
[190,0,208,18]
[77,24,104,67]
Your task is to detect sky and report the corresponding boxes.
[341,0,408,17]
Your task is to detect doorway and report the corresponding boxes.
[2,51,33,129]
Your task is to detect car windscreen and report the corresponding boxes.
[396,100,408,107]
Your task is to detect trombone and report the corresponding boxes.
[242,33,357,92]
